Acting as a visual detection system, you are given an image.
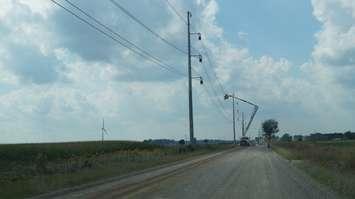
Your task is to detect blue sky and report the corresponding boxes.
[0,0,354,143]
[217,0,320,64]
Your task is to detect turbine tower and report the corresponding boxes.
[101,118,108,144]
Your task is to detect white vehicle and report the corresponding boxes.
[240,136,251,146]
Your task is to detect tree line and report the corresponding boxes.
[279,131,355,142]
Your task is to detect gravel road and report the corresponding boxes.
[38,146,341,199]
[125,146,339,199]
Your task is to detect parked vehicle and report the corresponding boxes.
[240,137,251,146]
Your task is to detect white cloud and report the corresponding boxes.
[0,0,355,143]
[196,0,355,133]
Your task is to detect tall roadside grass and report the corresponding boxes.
[273,141,355,199]
[0,141,233,199]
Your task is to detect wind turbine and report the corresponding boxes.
[101,118,108,144]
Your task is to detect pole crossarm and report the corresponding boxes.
[192,76,204,84]
[191,54,203,62]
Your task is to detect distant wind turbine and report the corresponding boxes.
[101,118,108,144]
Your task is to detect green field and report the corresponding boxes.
[0,141,232,199]
[273,140,355,199]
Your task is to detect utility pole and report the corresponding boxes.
[224,93,237,145]
[232,94,236,144]
[187,11,202,145]
[187,11,194,144]
[242,112,245,137]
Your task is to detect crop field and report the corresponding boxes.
[273,140,355,199]
[0,141,232,199]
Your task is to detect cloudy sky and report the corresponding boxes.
[0,0,354,143]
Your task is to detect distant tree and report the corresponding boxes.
[344,131,355,140]
[262,119,279,148]
[178,139,185,145]
[293,135,304,141]
[280,133,292,142]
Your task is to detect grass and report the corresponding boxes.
[273,140,355,199]
[0,141,233,199]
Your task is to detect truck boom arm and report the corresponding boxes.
[244,105,258,135]
[225,94,259,136]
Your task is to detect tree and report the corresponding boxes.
[280,133,292,142]
[178,139,185,145]
[344,131,355,140]
[262,119,279,148]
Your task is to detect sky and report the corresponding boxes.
[0,0,355,143]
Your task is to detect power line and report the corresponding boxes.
[62,0,185,76]
[191,49,231,123]
[190,55,229,122]
[201,84,232,123]
[191,65,230,122]
[201,42,227,94]
[199,57,224,100]
[190,38,227,108]
[51,0,186,76]
[109,0,187,55]
[190,47,229,120]
[201,66,229,117]
[118,0,229,116]
[191,67,231,122]
[164,0,187,25]
[53,0,232,135]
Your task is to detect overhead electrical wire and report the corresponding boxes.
[189,66,230,122]
[200,64,230,118]
[54,0,232,125]
[164,0,188,25]
[162,0,233,124]
[161,0,228,95]
[162,0,231,122]
[194,42,233,122]
[109,0,187,55]
[201,42,227,95]
[190,43,231,121]
[51,0,186,76]
[200,48,231,118]
[166,0,229,109]
[201,84,232,123]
